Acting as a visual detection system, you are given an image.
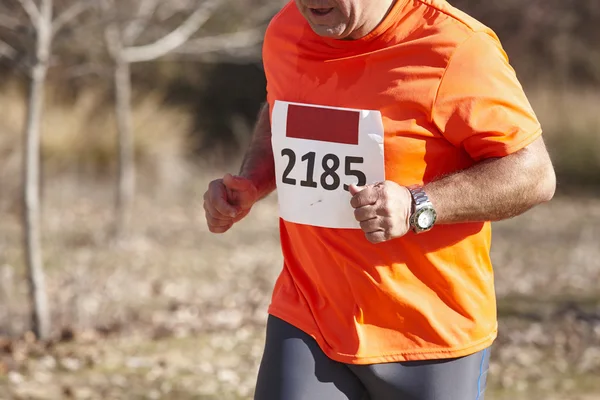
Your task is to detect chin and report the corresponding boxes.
[309,24,348,39]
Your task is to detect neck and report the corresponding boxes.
[349,0,397,40]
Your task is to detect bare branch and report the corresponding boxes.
[0,39,17,59]
[37,0,53,59]
[122,0,224,63]
[52,1,91,35]
[99,0,123,60]
[17,0,41,25]
[246,1,281,24]
[174,27,264,55]
[155,1,192,22]
[104,22,122,61]
[122,0,160,45]
[0,13,21,30]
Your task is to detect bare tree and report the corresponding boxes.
[2,0,89,340]
[100,0,268,238]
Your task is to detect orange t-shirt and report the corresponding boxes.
[263,0,542,364]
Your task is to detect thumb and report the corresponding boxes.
[223,173,253,192]
[348,184,366,196]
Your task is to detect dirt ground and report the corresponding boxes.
[0,174,599,400]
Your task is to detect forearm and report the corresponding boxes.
[239,103,276,200]
[425,138,556,224]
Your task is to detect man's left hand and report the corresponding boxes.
[349,181,413,244]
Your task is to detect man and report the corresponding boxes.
[203,0,556,399]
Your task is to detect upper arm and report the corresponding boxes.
[432,32,542,161]
[503,135,556,201]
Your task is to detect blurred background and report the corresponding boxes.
[0,0,599,399]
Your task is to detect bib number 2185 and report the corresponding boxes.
[280,149,367,191]
[271,100,385,229]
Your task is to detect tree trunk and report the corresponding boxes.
[23,0,53,340]
[113,58,135,238]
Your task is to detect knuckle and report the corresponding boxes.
[221,224,233,233]
[354,208,363,221]
[381,217,392,229]
[209,178,223,187]
[212,200,224,212]
[379,188,389,203]
[204,200,216,210]
[366,230,386,244]
[366,234,379,244]
[209,180,224,195]
[209,213,232,226]
[214,201,231,215]
[205,207,218,219]
[209,224,231,234]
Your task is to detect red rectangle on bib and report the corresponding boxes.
[286,105,360,145]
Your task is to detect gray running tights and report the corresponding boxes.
[254,315,490,400]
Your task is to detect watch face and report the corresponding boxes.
[416,208,436,229]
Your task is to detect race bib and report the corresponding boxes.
[271,101,385,229]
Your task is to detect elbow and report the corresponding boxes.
[520,137,556,205]
[535,162,557,204]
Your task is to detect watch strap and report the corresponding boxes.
[408,186,431,209]
[407,185,436,233]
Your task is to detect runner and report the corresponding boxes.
[203,1,556,399]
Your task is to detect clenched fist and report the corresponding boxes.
[349,181,412,244]
[203,173,258,234]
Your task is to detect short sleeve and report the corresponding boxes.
[432,32,542,161]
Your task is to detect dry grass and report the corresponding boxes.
[1,84,600,189]
[0,86,599,399]
[0,84,192,200]
[0,170,599,399]
[526,86,600,188]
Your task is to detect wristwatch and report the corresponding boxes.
[408,185,437,234]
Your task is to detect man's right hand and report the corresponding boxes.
[203,173,259,234]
